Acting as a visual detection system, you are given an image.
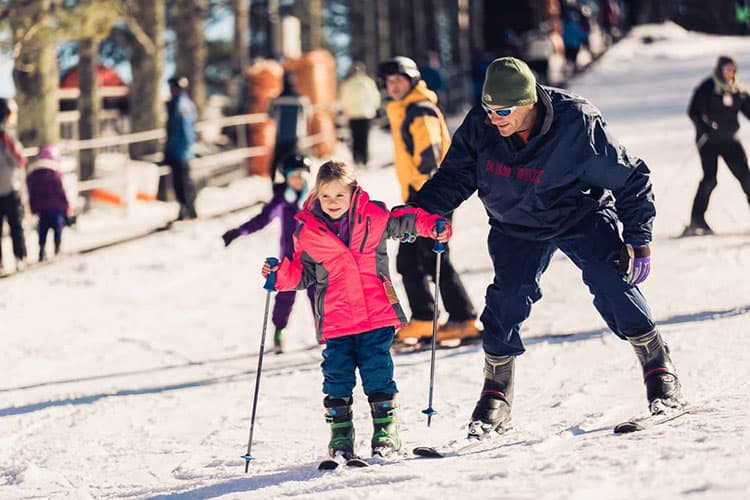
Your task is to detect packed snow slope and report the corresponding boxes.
[1,23,749,500]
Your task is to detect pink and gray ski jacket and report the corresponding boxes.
[273,186,444,341]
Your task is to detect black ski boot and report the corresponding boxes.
[324,396,355,459]
[468,353,514,439]
[369,393,400,458]
[628,328,684,414]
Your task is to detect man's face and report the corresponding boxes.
[385,74,412,101]
[483,103,537,137]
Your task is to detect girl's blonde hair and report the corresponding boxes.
[310,160,358,201]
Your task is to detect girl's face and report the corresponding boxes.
[721,63,737,83]
[318,179,353,219]
[287,171,306,192]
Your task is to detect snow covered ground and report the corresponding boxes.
[2,23,750,499]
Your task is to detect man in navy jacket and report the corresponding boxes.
[412,57,683,439]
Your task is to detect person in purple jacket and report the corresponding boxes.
[26,145,69,262]
[221,153,316,353]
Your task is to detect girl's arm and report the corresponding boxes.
[388,206,452,242]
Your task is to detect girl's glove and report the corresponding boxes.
[430,218,452,242]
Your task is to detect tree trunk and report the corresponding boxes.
[376,0,390,64]
[453,0,471,110]
[292,0,323,52]
[469,0,483,53]
[173,0,207,119]
[412,0,427,62]
[12,40,59,148]
[78,38,100,181]
[128,0,165,160]
[348,1,365,65]
[267,0,281,58]
[232,0,250,75]
[9,0,60,148]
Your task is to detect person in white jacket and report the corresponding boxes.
[339,63,381,166]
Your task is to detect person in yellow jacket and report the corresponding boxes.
[340,62,382,166]
[378,56,479,343]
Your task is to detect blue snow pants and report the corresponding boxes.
[321,326,398,399]
[480,207,655,356]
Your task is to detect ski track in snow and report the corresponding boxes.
[2,23,750,500]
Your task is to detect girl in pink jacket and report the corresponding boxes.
[262,160,450,462]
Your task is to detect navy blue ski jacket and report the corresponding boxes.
[412,85,655,246]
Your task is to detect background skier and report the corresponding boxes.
[377,56,478,345]
[222,154,316,353]
[0,97,27,273]
[26,145,69,262]
[684,55,750,236]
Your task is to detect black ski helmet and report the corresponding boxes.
[377,56,421,87]
[280,153,312,177]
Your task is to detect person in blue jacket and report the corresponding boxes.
[164,76,198,220]
[412,57,684,439]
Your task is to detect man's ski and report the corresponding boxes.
[613,405,698,434]
[413,423,512,458]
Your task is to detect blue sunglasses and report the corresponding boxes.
[482,104,515,117]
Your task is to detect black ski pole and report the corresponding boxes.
[241,256,279,472]
[422,219,446,426]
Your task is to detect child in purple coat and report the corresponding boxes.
[26,145,69,262]
[222,154,316,353]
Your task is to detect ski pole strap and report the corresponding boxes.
[263,257,279,291]
[433,218,446,254]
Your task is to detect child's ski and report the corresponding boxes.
[317,455,369,470]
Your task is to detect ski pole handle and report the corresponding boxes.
[433,218,446,254]
[263,257,279,291]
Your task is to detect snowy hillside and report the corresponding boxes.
[1,23,749,499]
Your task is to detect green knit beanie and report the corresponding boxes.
[481,57,538,107]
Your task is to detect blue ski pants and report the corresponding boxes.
[480,208,655,356]
[321,326,398,399]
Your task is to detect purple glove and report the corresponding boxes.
[618,244,651,285]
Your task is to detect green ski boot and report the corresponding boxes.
[369,394,400,458]
[324,397,355,459]
[273,328,285,354]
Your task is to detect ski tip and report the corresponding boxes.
[613,421,645,434]
[318,459,340,470]
[346,457,369,467]
[412,446,444,458]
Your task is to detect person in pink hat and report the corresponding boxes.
[26,145,69,261]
